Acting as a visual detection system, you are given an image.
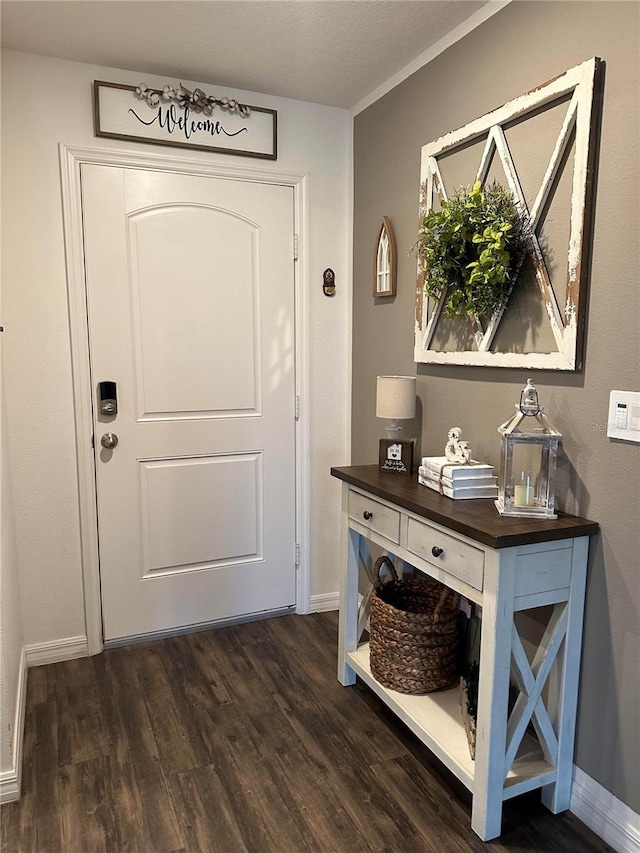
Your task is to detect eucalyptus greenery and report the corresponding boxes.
[416,180,531,320]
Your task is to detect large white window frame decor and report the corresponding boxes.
[414,58,602,370]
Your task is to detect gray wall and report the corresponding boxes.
[352,1,639,810]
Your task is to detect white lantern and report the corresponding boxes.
[495,379,562,519]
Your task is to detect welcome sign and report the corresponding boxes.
[93,81,277,160]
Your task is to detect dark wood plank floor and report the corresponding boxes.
[1,612,612,852]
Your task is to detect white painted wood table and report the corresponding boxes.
[331,466,599,841]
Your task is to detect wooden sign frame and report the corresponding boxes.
[93,80,277,160]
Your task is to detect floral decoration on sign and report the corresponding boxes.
[135,83,251,118]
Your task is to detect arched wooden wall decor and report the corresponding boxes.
[415,57,602,370]
[374,216,397,297]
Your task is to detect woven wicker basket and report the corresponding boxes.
[369,555,460,694]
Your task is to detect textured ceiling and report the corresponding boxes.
[1,1,490,108]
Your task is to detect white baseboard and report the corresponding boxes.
[1,636,89,803]
[0,770,21,804]
[571,766,640,852]
[309,592,340,612]
[24,635,89,668]
[0,648,27,804]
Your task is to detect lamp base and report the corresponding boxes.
[385,423,404,439]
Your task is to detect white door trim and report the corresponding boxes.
[59,142,311,655]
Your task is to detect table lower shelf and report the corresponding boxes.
[346,643,556,799]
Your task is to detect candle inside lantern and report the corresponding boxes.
[513,471,534,507]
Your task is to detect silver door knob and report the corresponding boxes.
[100,432,119,449]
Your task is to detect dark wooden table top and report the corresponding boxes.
[331,465,599,550]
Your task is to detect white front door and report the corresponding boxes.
[81,165,297,641]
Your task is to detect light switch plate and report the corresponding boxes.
[607,390,640,442]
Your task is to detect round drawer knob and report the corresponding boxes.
[431,546,444,558]
[363,511,373,521]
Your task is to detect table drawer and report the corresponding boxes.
[407,517,484,591]
[348,490,400,543]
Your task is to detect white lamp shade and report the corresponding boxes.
[376,376,416,420]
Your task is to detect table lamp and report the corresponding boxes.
[376,376,416,475]
[376,375,416,438]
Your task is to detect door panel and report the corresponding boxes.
[139,453,262,575]
[82,165,296,641]
[129,205,259,417]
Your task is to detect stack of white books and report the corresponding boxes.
[418,456,498,500]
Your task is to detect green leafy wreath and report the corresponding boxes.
[416,180,531,320]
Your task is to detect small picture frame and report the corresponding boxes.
[378,439,413,476]
[374,216,397,298]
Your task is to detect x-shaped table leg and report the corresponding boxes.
[504,603,568,776]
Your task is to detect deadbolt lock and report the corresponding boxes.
[98,381,118,417]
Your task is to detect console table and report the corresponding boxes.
[331,465,599,841]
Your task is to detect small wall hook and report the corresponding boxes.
[323,268,336,297]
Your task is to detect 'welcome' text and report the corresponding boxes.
[129,104,248,142]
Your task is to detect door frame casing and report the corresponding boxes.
[59,142,311,655]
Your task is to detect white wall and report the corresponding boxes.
[1,48,351,647]
[1,337,24,782]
